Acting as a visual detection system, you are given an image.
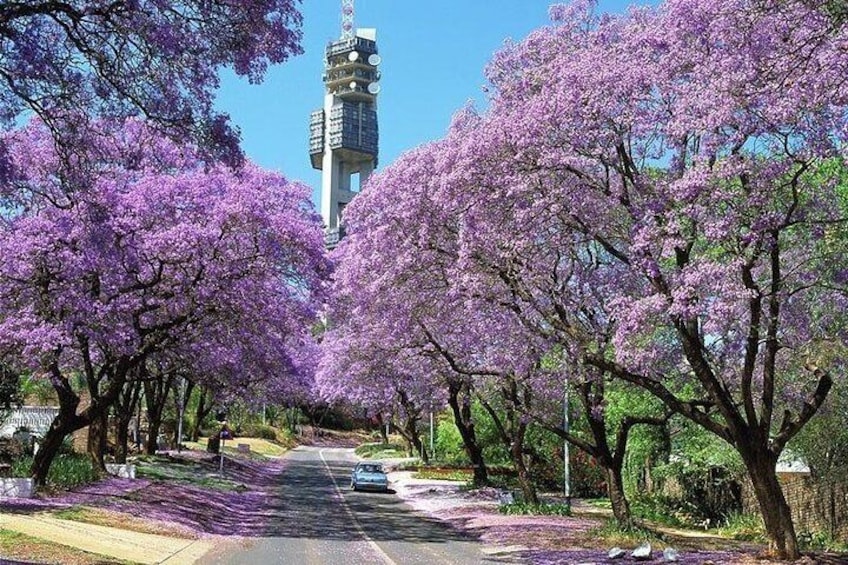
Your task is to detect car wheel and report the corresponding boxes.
[351,482,358,491]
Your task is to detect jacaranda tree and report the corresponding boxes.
[328,108,672,523]
[0,0,302,168]
[436,0,848,557]
[0,119,327,483]
[327,0,848,557]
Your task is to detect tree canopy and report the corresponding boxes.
[0,0,303,166]
[323,0,848,558]
[0,119,327,482]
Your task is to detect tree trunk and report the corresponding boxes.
[114,416,130,464]
[376,413,388,445]
[144,372,174,454]
[405,416,428,464]
[191,385,213,442]
[30,349,133,483]
[447,381,489,487]
[412,431,428,464]
[393,416,417,458]
[86,410,108,472]
[145,406,162,454]
[32,430,61,485]
[605,461,633,529]
[113,379,142,464]
[745,453,799,559]
[31,371,83,485]
[397,389,429,464]
[512,439,539,505]
[478,383,539,505]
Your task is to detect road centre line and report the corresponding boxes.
[319,449,397,565]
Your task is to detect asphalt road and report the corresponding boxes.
[201,446,508,564]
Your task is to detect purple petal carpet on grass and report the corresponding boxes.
[392,475,759,565]
[4,457,846,564]
[520,547,747,564]
[0,452,290,538]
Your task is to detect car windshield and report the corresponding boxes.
[359,464,382,474]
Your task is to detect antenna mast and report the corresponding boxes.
[341,0,354,39]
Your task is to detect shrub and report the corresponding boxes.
[274,427,297,449]
[589,518,664,546]
[12,453,98,489]
[798,530,848,552]
[661,464,742,524]
[630,494,699,529]
[567,449,608,498]
[718,512,766,542]
[355,442,406,459]
[0,437,27,465]
[239,423,278,441]
[433,417,469,466]
[11,455,30,477]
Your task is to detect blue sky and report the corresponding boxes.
[215,1,639,207]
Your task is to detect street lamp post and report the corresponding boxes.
[136,387,144,452]
[176,377,186,452]
[429,410,434,461]
[564,381,571,506]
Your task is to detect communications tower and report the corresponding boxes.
[309,0,380,247]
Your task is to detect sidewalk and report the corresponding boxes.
[0,511,214,564]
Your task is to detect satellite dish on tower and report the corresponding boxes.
[368,54,381,66]
[367,82,381,94]
[348,51,359,62]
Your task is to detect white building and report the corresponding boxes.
[0,406,58,438]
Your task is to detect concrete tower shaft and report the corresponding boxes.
[309,2,380,248]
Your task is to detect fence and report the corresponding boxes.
[741,473,848,540]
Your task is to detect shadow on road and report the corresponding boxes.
[260,452,480,547]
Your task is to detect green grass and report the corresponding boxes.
[186,437,288,459]
[354,442,408,459]
[0,530,34,544]
[411,468,472,482]
[629,495,700,529]
[588,518,667,547]
[0,528,132,565]
[52,506,89,521]
[716,512,766,542]
[499,501,572,516]
[585,498,612,509]
[715,513,848,552]
[134,455,247,492]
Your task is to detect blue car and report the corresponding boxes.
[350,462,389,492]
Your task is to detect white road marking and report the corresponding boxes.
[319,449,397,565]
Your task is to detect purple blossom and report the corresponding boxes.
[319,0,848,557]
[0,1,303,163]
